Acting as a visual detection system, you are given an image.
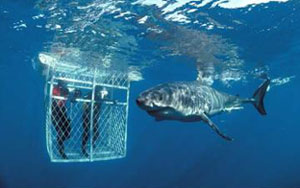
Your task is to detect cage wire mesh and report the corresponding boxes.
[45,63,130,162]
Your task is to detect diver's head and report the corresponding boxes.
[136,86,170,111]
[57,80,66,88]
[56,80,69,95]
[95,86,108,99]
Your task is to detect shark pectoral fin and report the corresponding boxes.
[201,113,233,141]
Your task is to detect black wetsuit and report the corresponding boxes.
[51,87,71,159]
[82,100,101,157]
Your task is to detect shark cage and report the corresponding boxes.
[40,53,130,162]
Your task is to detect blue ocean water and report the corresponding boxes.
[0,0,300,188]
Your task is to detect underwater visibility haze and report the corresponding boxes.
[0,0,300,187]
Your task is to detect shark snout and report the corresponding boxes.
[136,97,145,106]
[136,96,155,111]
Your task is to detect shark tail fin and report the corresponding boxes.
[252,79,271,115]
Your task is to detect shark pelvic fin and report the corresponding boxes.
[201,113,233,141]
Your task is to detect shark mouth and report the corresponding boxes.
[146,109,161,116]
[146,107,173,117]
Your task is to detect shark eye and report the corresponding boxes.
[159,95,163,101]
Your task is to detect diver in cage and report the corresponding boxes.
[51,80,71,159]
[81,86,116,158]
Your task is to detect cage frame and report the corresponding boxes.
[44,60,130,163]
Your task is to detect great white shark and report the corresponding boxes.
[136,79,270,141]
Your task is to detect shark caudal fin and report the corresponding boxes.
[252,79,271,115]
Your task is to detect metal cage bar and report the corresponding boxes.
[89,70,96,161]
